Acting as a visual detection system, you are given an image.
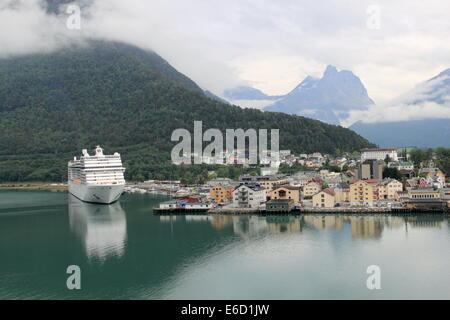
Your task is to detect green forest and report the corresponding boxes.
[0,41,375,183]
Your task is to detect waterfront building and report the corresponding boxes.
[185,202,215,210]
[232,184,266,208]
[440,188,450,207]
[303,181,321,198]
[379,179,403,200]
[335,188,350,204]
[209,184,234,203]
[407,188,441,200]
[361,148,399,162]
[269,185,302,206]
[312,188,336,208]
[349,179,379,205]
[402,188,446,210]
[266,199,294,212]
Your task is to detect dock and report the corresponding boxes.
[153,207,449,215]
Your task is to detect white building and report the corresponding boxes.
[388,162,414,171]
[233,184,266,208]
[361,148,398,162]
[185,202,215,210]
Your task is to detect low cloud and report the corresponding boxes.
[343,101,450,127]
[343,72,450,126]
[1,0,449,121]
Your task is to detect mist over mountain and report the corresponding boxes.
[350,68,450,147]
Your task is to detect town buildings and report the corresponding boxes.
[313,188,336,208]
[361,148,399,162]
[269,185,302,206]
[239,174,288,191]
[233,184,266,208]
[303,181,322,198]
[357,160,384,180]
[266,199,294,212]
[209,184,235,203]
[379,179,403,200]
[349,179,379,205]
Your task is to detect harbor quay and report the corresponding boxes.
[146,149,450,215]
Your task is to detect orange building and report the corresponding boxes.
[209,184,234,203]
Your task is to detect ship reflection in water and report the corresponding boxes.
[68,195,127,261]
[160,214,446,239]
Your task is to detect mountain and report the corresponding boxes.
[224,86,281,101]
[393,68,450,105]
[0,41,374,182]
[264,65,374,125]
[350,68,450,148]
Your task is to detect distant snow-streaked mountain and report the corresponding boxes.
[350,68,450,147]
[393,68,450,105]
[264,65,374,124]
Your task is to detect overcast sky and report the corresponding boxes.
[1,0,449,123]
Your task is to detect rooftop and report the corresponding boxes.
[361,148,397,152]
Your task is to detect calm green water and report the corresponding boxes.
[0,190,449,300]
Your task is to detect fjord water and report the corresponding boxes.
[0,190,449,300]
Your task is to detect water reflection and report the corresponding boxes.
[68,195,127,261]
[158,214,447,239]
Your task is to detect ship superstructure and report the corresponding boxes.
[68,146,126,204]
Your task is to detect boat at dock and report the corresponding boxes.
[68,146,126,204]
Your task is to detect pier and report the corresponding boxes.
[153,207,449,215]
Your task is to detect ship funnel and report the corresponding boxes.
[95,146,105,157]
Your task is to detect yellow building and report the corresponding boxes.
[303,182,321,198]
[258,178,288,191]
[407,188,441,200]
[379,179,403,200]
[270,185,302,205]
[335,189,350,203]
[349,179,379,205]
[313,188,336,208]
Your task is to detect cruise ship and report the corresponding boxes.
[68,146,126,204]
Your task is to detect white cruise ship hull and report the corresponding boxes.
[68,180,124,204]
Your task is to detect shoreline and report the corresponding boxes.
[154,207,450,216]
[0,183,68,192]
